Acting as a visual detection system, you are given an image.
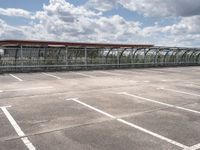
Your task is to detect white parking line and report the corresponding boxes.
[142,70,164,74]
[118,92,200,115]
[98,71,122,76]
[186,83,200,88]
[66,98,115,118]
[115,70,140,75]
[189,143,200,150]
[42,73,61,79]
[9,74,23,82]
[161,80,168,82]
[117,119,188,149]
[159,88,200,97]
[0,106,36,150]
[66,98,189,149]
[0,86,53,93]
[75,72,95,78]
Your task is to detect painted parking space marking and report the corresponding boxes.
[141,70,164,74]
[0,86,53,93]
[42,72,62,79]
[75,72,95,78]
[0,106,36,150]
[9,74,23,82]
[66,98,115,118]
[118,92,200,115]
[189,143,200,150]
[161,79,168,82]
[158,88,200,97]
[117,118,188,149]
[98,71,122,76]
[114,70,141,74]
[66,98,189,149]
[185,83,200,88]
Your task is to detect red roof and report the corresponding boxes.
[0,40,153,48]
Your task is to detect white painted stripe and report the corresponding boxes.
[119,92,173,107]
[117,119,189,149]
[0,106,36,150]
[118,92,200,114]
[129,80,138,83]
[189,143,200,150]
[42,73,61,79]
[4,86,53,92]
[75,72,95,78]
[161,80,168,82]
[142,70,164,74]
[186,83,200,88]
[169,70,183,73]
[98,71,122,76]
[66,98,188,149]
[9,74,23,82]
[115,70,141,75]
[66,98,115,118]
[161,88,200,97]
[175,106,200,114]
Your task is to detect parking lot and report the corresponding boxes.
[0,66,200,150]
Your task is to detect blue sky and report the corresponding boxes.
[0,0,200,47]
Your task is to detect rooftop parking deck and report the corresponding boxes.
[0,66,200,150]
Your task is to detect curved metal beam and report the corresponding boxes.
[195,51,200,63]
[157,48,169,64]
[153,48,161,64]
[119,48,130,64]
[105,48,114,64]
[144,48,154,63]
[163,48,173,64]
[188,49,197,63]
[181,49,190,63]
[133,48,144,63]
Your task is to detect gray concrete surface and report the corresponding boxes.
[0,66,200,150]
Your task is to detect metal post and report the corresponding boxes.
[131,48,133,64]
[144,48,146,64]
[65,47,68,66]
[85,47,87,68]
[20,45,23,67]
[117,49,120,68]
[65,47,68,70]
[102,49,104,65]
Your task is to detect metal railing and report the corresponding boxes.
[0,46,200,73]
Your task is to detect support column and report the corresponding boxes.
[117,49,120,68]
[101,49,104,65]
[84,47,87,67]
[20,45,23,67]
[65,47,68,70]
[65,47,68,66]
[144,48,146,64]
[131,48,133,64]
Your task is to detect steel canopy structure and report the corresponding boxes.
[0,40,200,72]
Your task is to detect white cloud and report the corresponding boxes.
[0,0,200,47]
[0,8,32,18]
[120,0,200,18]
[87,0,200,18]
[164,16,200,34]
[0,19,26,39]
[29,0,144,43]
[85,0,117,11]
